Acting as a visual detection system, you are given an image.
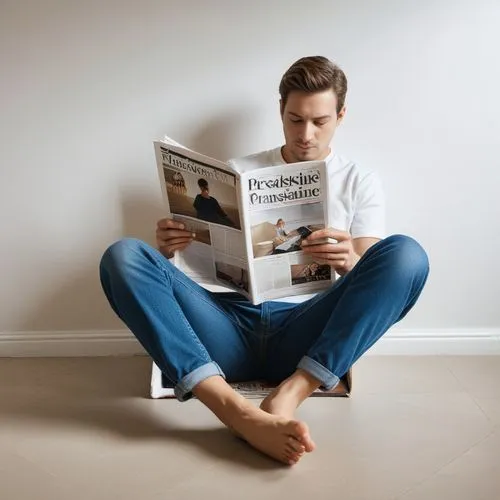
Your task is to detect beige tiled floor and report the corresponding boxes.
[0,356,499,500]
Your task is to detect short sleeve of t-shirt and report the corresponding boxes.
[350,171,385,239]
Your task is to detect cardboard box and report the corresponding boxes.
[150,362,351,399]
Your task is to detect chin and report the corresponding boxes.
[295,149,318,161]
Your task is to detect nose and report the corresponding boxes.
[299,122,314,144]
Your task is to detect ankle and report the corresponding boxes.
[193,376,253,426]
[275,369,321,403]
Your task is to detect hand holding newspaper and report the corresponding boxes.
[154,136,337,305]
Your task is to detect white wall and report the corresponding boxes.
[0,0,499,341]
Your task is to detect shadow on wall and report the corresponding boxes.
[17,184,165,332]
[187,107,260,161]
[119,185,164,246]
[17,264,123,332]
[18,112,250,334]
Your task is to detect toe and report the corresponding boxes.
[291,421,316,452]
[285,446,304,464]
[287,436,305,453]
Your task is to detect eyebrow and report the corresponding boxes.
[288,112,331,120]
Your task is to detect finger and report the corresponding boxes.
[306,228,350,242]
[158,237,194,248]
[157,218,186,230]
[156,236,192,250]
[156,229,195,240]
[305,252,348,261]
[313,258,330,266]
[163,241,192,253]
[302,242,348,253]
[331,260,347,269]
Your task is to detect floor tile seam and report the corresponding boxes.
[2,448,59,481]
[442,363,496,424]
[466,393,500,427]
[390,427,497,500]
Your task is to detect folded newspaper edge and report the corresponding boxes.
[150,362,351,399]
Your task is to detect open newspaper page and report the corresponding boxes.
[238,160,333,304]
[154,139,250,297]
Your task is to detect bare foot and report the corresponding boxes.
[192,375,315,465]
[260,391,298,420]
[260,369,321,421]
[230,406,315,465]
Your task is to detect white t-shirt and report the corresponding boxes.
[228,146,385,303]
[229,146,385,239]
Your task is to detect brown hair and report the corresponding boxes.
[279,56,347,114]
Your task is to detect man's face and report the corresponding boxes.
[201,187,210,198]
[281,89,345,163]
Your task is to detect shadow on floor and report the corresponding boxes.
[0,357,283,470]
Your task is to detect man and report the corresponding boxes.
[100,56,429,466]
[275,218,288,240]
[193,178,235,227]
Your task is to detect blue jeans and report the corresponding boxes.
[99,235,429,401]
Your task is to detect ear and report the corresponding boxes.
[337,105,347,123]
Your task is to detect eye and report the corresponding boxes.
[290,118,302,123]
[314,120,329,127]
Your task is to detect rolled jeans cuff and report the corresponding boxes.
[174,362,226,402]
[297,356,339,391]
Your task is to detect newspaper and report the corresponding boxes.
[154,136,336,305]
[150,362,350,399]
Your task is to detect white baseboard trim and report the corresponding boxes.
[0,330,145,357]
[0,328,499,357]
[369,328,500,355]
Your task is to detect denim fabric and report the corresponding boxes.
[100,235,429,401]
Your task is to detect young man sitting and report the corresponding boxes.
[100,56,429,466]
